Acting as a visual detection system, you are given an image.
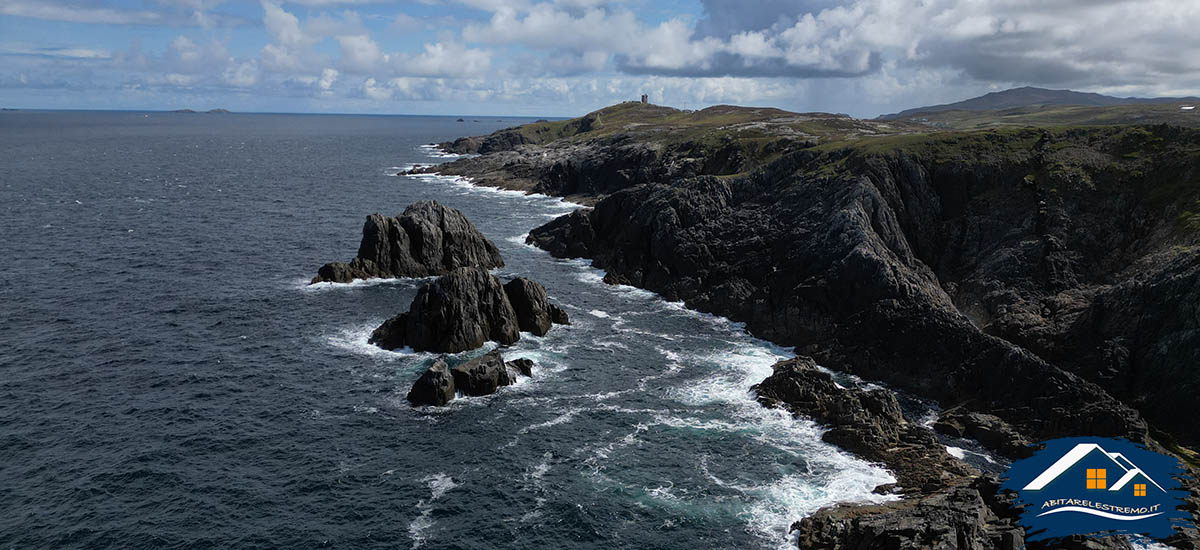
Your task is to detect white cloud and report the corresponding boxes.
[0,1,165,25]
[223,60,259,87]
[318,68,339,90]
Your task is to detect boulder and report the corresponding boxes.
[312,200,504,283]
[450,350,512,396]
[503,278,553,335]
[369,267,519,353]
[505,358,534,377]
[406,359,456,406]
[548,304,571,325]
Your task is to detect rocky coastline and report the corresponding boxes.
[418,103,1200,548]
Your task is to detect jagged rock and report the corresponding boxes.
[793,475,1136,550]
[407,359,456,406]
[369,267,519,353]
[312,200,504,283]
[450,350,512,396]
[407,353,537,407]
[506,358,534,377]
[754,356,974,492]
[369,268,569,353]
[933,408,1034,459]
[602,272,632,285]
[503,278,553,335]
[548,304,570,325]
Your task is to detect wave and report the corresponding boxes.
[409,473,459,549]
[300,275,433,292]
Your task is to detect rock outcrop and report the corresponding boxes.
[312,200,504,283]
[503,278,554,336]
[369,267,569,353]
[754,357,974,493]
[407,359,456,406]
[369,267,518,352]
[450,350,513,396]
[407,351,535,406]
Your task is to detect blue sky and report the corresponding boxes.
[1,0,1197,117]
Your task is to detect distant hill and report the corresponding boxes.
[881,86,1199,120]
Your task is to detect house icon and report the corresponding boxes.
[1023,443,1166,497]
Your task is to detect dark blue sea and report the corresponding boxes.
[0,111,896,549]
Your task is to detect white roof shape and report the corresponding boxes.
[1110,466,1166,493]
[1022,443,1164,493]
[1182,106,1196,110]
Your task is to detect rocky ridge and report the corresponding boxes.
[425,108,1200,547]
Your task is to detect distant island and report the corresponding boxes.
[170,108,232,114]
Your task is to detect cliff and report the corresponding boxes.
[423,105,1200,547]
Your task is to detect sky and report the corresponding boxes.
[1,0,1198,118]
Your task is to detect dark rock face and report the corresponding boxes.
[503,278,553,336]
[407,352,537,407]
[933,408,1034,459]
[450,350,512,396]
[431,123,1200,546]
[407,359,456,406]
[525,145,1165,449]
[794,477,1028,550]
[369,267,519,353]
[312,200,504,283]
[547,304,570,325]
[506,358,534,377]
[754,357,974,492]
[369,268,569,353]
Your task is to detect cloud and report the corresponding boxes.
[0,1,166,25]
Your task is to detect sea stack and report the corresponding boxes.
[369,267,569,353]
[312,200,504,284]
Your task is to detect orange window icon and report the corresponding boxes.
[1086,468,1107,489]
[1135,484,1147,496]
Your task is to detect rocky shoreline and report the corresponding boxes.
[416,103,1200,548]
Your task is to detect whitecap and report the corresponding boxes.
[325,322,415,360]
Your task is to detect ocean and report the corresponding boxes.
[0,111,894,549]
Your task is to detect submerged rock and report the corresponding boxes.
[312,200,503,284]
[407,359,456,406]
[369,267,570,353]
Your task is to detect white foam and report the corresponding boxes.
[417,143,472,159]
[300,274,432,292]
[325,322,415,361]
[588,309,611,319]
[946,446,967,459]
[424,472,458,500]
[409,473,458,550]
[519,407,583,433]
[505,233,534,248]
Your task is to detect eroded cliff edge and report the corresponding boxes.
[422,103,1200,546]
